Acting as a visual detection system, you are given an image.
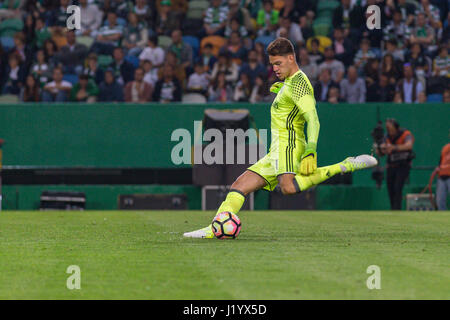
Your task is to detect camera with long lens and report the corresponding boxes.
[371,121,384,188]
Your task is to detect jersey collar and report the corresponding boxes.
[284,69,301,83]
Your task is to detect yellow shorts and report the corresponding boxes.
[247,141,305,191]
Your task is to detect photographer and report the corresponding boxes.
[376,119,415,210]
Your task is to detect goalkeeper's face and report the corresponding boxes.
[269,54,296,81]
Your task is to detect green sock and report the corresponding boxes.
[294,163,343,192]
[216,190,246,215]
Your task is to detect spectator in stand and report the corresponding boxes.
[298,14,315,41]
[233,72,253,102]
[278,0,302,23]
[153,64,182,103]
[156,0,188,18]
[23,13,36,48]
[220,31,248,65]
[211,51,239,86]
[318,46,345,83]
[353,38,375,75]
[314,68,338,102]
[224,17,249,39]
[405,43,430,88]
[77,0,103,37]
[2,53,25,95]
[132,0,156,25]
[239,49,267,84]
[91,11,124,55]
[122,12,148,57]
[227,0,254,36]
[256,0,279,37]
[308,38,324,65]
[55,30,88,74]
[383,9,410,51]
[34,17,52,49]
[158,51,186,86]
[10,32,30,65]
[364,58,380,90]
[167,29,193,73]
[208,71,233,102]
[418,0,441,30]
[250,74,271,103]
[98,68,124,102]
[43,39,59,71]
[48,0,71,27]
[186,61,210,95]
[109,46,135,86]
[20,75,41,102]
[142,60,159,88]
[42,67,73,102]
[381,53,402,86]
[340,65,366,103]
[70,74,99,103]
[396,63,424,103]
[382,39,405,63]
[155,0,181,36]
[366,73,396,102]
[298,47,318,86]
[444,89,450,103]
[387,0,415,26]
[276,16,304,48]
[203,0,229,36]
[393,91,403,103]
[433,46,449,78]
[125,67,153,103]
[409,12,436,55]
[332,27,354,67]
[139,35,165,68]
[200,43,218,73]
[332,0,365,43]
[254,42,269,66]
[417,91,428,103]
[327,85,344,104]
[31,49,51,88]
[83,53,104,85]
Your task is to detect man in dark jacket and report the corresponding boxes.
[98,68,124,102]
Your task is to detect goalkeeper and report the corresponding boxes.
[184,38,377,239]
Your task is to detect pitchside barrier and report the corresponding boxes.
[0,102,448,210]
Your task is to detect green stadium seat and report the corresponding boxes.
[313,23,331,37]
[0,18,24,37]
[317,0,340,12]
[97,54,113,70]
[157,35,172,50]
[188,0,209,10]
[76,36,94,49]
[0,94,19,103]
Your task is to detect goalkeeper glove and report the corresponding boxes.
[270,82,284,94]
[300,144,317,175]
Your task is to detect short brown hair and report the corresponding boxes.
[267,37,295,56]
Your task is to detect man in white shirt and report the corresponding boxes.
[138,35,165,68]
[77,0,103,37]
[42,67,73,102]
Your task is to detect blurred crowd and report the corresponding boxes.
[0,0,448,104]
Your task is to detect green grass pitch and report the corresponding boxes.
[0,210,448,299]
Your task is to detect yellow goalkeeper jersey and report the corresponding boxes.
[269,69,316,155]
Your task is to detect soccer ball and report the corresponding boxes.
[211,212,241,239]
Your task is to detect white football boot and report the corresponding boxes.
[339,154,378,173]
[183,225,214,239]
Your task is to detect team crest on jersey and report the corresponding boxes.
[272,101,279,109]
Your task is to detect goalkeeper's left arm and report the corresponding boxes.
[297,95,320,175]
